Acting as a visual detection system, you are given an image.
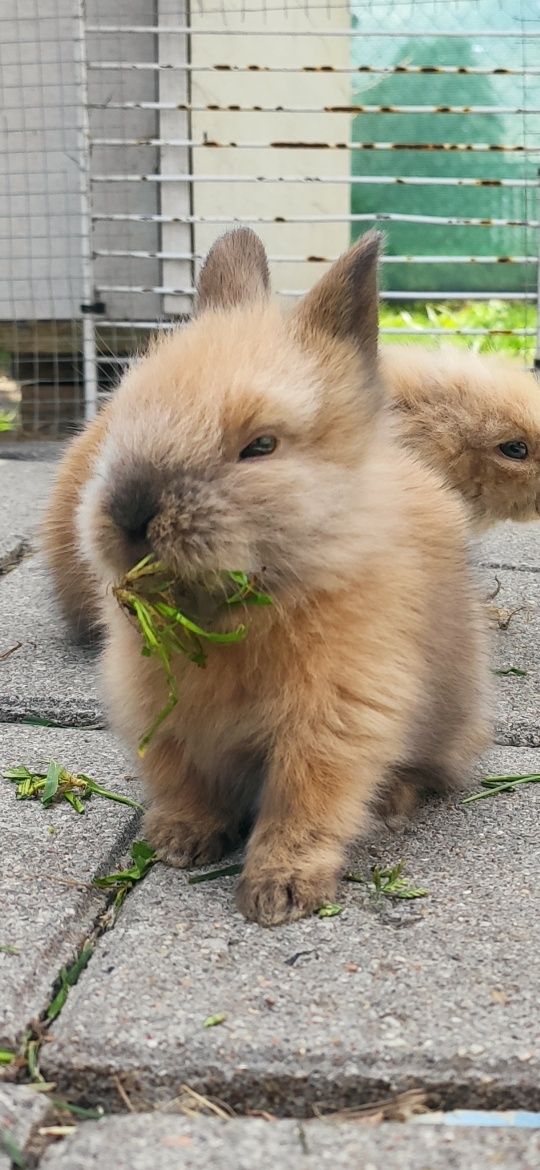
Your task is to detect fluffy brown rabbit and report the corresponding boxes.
[382,345,540,531]
[43,228,490,926]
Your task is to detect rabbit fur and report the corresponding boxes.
[383,345,540,531]
[42,229,490,925]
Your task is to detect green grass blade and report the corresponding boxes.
[464,783,515,803]
[21,715,56,727]
[46,983,69,1022]
[0,1129,27,1169]
[112,885,130,913]
[64,791,86,814]
[137,691,179,757]
[46,944,93,1022]
[124,553,156,579]
[188,863,243,884]
[346,862,427,900]
[154,601,247,644]
[16,777,45,800]
[83,781,144,810]
[130,840,157,872]
[463,773,540,804]
[316,903,343,918]
[94,841,156,888]
[64,943,93,989]
[225,571,272,607]
[41,760,62,806]
[483,772,540,784]
[93,870,137,888]
[0,1050,15,1064]
[390,884,428,900]
[50,1099,103,1120]
[131,598,161,649]
[203,1013,227,1028]
[114,556,273,748]
[26,1039,42,1083]
[493,667,527,677]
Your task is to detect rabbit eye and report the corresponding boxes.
[239,436,277,460]
[498,440,528,461]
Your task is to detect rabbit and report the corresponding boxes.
[382,345,540,531]
[41,230,276,643]
[43,228,490,926]
[42,329,539,642]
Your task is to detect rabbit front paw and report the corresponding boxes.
[144,807,236,869]
[236,865,337,927]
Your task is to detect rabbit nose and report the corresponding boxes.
[107,471,159,544]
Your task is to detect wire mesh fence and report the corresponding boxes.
[0,0,539,438]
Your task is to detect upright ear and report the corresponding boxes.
[196,228,270,312]
[292,230,382,369]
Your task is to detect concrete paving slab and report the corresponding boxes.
[0,459,56,567]
[43,745,540,1113]
[0,556,103,728]
[0,1085,50,1170]
[0,555,537,738]
[478,522,540,574]
[0,724,142,1048]
[0,441,64,462]
[480,568,540,747]
[38,1115,540,1170]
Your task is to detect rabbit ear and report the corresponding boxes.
[293,230,382,368]
[196,228,270,312]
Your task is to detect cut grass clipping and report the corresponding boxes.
[0,1129,26,1170]
[189,863,426,910]
[113,556,271,755]
[463,772,540,804]
[317,902,343,918]
[94,840,157,914]
[203,1013,227,1028]
[47,944,94,1022]
[3,760,142,815]
[188,863,243,884]
[493,666,527,678]
[346,861,428,900]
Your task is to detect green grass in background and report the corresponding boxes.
[381,301,537,364]
[0,410,16,432]
[0,297,537,445]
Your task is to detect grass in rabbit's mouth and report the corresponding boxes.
[113,554,272,755]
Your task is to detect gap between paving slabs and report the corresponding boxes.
[1,511,538,1151]
[0,859,151,1166]
[0,555,104,730]
[1,751,460,1149]
[0,727,145,1105]
[0,838,164,1164]
[37,745,540,1122]
[2,655,537,1127]
[0,841,151,1166]
[2,833,148,1083]
[0,850,404,1170]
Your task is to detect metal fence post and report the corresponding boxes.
[535,168,540,372]
[76,0,98,420]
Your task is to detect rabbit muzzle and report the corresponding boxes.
[104,466,254,585]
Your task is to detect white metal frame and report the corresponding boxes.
[80,7,540,368]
